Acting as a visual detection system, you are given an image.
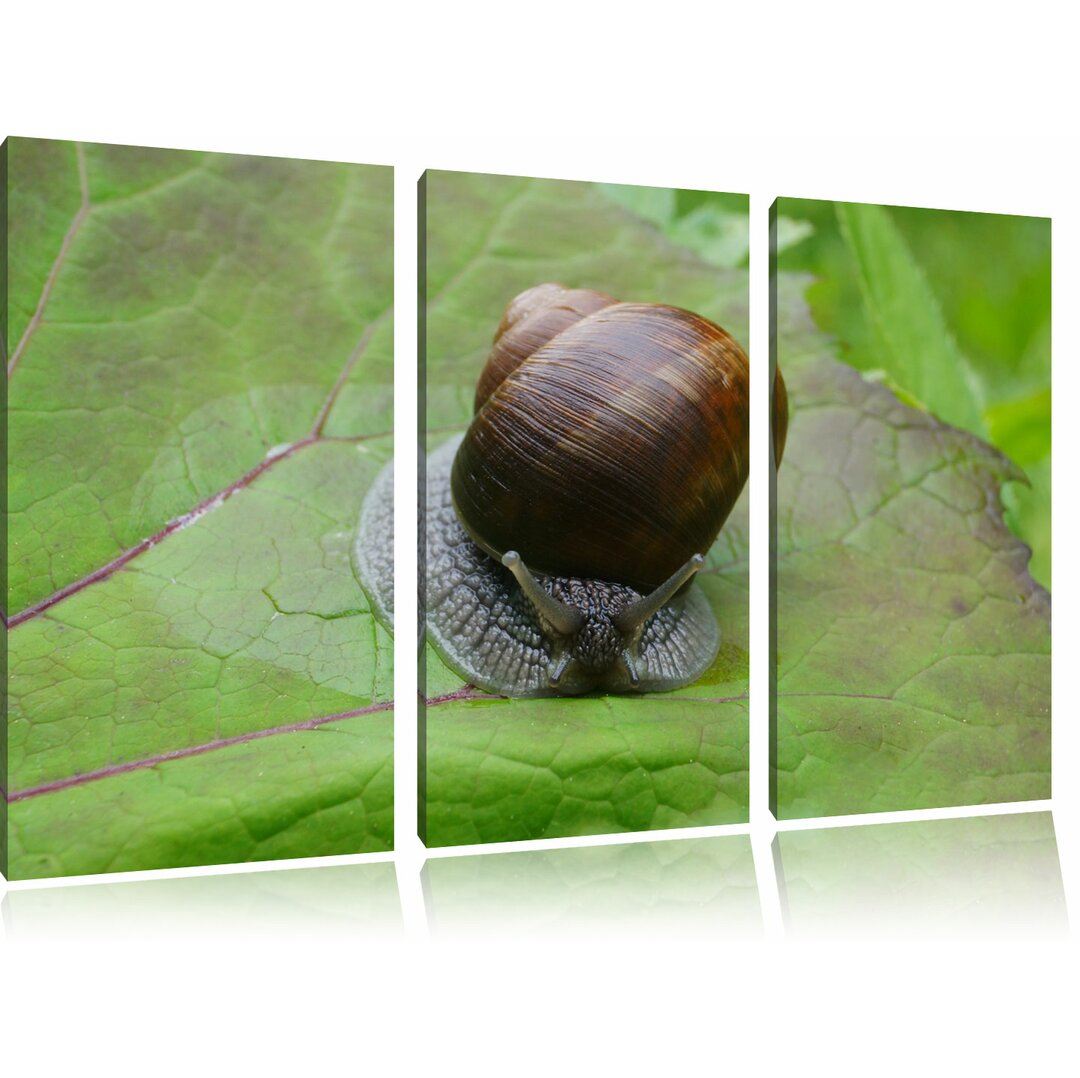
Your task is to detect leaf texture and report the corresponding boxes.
[772,275,1050,818]
[4,139,393,879]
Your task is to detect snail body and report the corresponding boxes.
[424,283,774,698]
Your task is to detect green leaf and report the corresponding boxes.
[1002,457,1051,589]
[599,185,754,269]
[779,199,1051,588]
[597,183,676,229]
[422,171,749,846]
[665,205,750,268]
[886,204,1051,389]
[834,201,986,435]
[985,388,1051,467]
[772,276,1050,818]
[774,215,814,255]
[4,139,394,879]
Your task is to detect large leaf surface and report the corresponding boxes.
[422,172,750,846]
[4,139,393,879]
[772,274,1050,818]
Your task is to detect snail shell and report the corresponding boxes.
[424,283,761,698]
[452,287,751,593]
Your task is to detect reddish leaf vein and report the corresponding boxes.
[7,700,395,803]
[8,435,319,628]
[311,307,392,436]
[5,690,494,803]
[8,143,91,378]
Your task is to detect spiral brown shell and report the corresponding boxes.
[773,366,789,468]
[450,284,751,594]
[472,283,619,410]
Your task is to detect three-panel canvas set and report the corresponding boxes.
[2,138,1051,882]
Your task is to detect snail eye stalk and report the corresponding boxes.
[502,550,585,637]
[548,652,572,689]
[614,553,706,633]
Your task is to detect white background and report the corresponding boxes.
[1,4,1076,1074]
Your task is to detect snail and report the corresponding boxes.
[353,453,395,630]
[420,282,786,698]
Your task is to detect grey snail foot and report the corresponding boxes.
[353,455,395,632]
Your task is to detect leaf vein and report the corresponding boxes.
[7,143,91,377]
[6,700,394,803]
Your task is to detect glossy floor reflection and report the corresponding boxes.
[2,859,402,941]
[423,834,760,940]
[775,811,1067,937]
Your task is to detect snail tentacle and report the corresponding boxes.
[502,550,585,637]
[614,552,706,633]
[548,652,572,689]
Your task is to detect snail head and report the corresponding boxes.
[501,551,706,694]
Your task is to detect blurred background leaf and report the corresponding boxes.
[777,199,1050,586]
[599,184,752,268]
